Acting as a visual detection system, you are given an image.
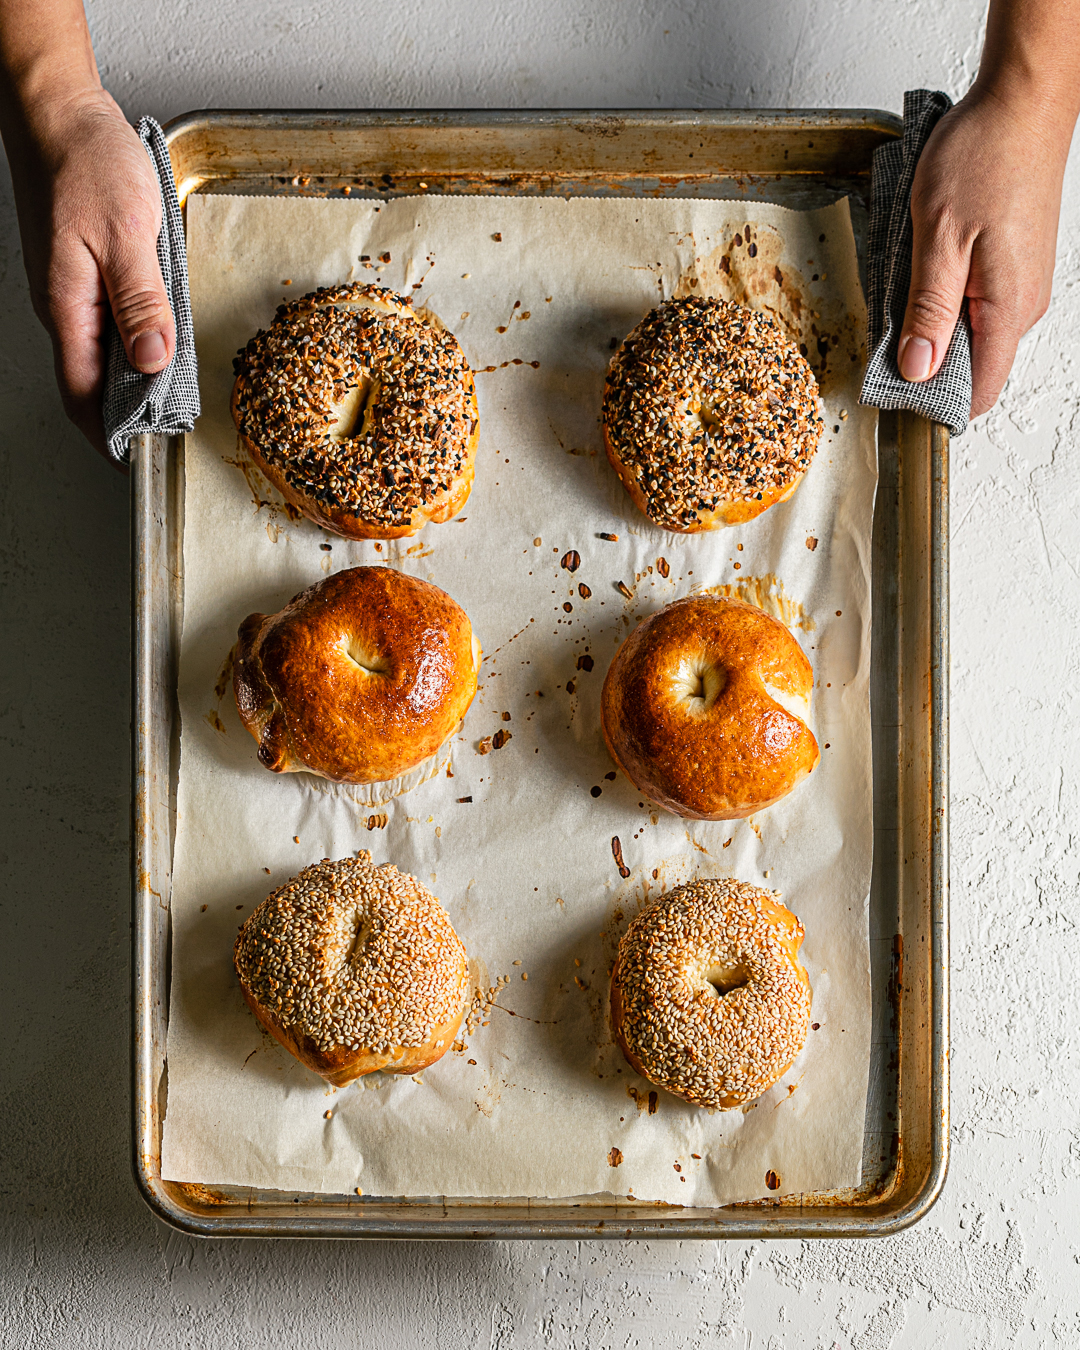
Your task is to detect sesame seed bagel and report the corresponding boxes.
[610,879,812,1109]
[602,297,823,532]
[235,854,469,1085]
[231,283,479,540]
[234,565,480,784]
[601,594,818,820]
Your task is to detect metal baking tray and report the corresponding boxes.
[132,109,948,1239]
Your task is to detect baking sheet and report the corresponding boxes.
[160,191,875,1205]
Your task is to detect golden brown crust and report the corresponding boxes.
[232,386,478,542]
[242,985,466,1085]
[608,960,651,1084]
[603,421,802,533]
[602,297,822,532]
[231,283,479,541]
[234,854,468,1087]
[600,595,818,820]
[609,879,812,1109]
[233,566,480,784]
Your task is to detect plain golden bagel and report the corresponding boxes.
[601,594,818,820]
[233,565,481,784]
[610,878,812,1109]
[231,282,479,540]
[602,297,823,532]
[234,854,469,1086]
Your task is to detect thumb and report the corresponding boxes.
[897,206,972,383]
[100,228,176,374]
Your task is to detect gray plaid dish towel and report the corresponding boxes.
[103,116,200,463]
[859,89,972,437]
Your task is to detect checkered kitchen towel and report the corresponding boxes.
[859,89,972,437]
[103,117,200,463]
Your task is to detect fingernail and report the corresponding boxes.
[133,331,167,369]
[899,335,933,382]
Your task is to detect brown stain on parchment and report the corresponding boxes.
[674,222,864,399]
[205,644,236,736]
[456,955,512,1116]
[627,1086,660,1114]
[214,646,235,701]
[224,448,303,527]
[695,573,815,632]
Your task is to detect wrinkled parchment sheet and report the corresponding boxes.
[161,192,876,1205]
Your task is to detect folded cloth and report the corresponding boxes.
[103,116,200,463]
[859,89,972,437]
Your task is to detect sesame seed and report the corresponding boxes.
[232,283,478,531]
[611,878,812,1109]
[234,855,467,1062]
[602,297,823,530]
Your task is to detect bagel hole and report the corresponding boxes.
[348,917,373,964]
[694,399,724,436]
[329,376,378,440]
[670,655,726,714]
[706,963,750,997]
[342,637,391,677]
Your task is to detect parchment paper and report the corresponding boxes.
[160,191,876,1205]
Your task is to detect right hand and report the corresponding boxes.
[897,83,1076,418]
[6,86,174,461]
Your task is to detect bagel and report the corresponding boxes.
[610,878,812,1109]
[231,283,479,540]
[233,565,480,784]
[602,297,823,531]
[601,594,818,819]
[234,853,469,1085]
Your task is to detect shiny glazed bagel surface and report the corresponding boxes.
[234,853,468,1086]
[610,878,813,1109]
[231,283,479,540]
[601,594,818,819]
[233,565,480,784]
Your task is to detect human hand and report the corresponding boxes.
[4,86,175,461]
[898,15,1080,420]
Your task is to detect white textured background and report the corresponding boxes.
[2,1,1076,1345]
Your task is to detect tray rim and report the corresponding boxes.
[131,106,948,1240]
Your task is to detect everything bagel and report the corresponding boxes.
[603,297,823,532]
[232,283,479,540]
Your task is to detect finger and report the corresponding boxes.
[45,236,113,456]
[897,204,973,384]
[98,211,176,375]
[967,295,1025,418]
[965,233,1051,418]
[53,338,112,462]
